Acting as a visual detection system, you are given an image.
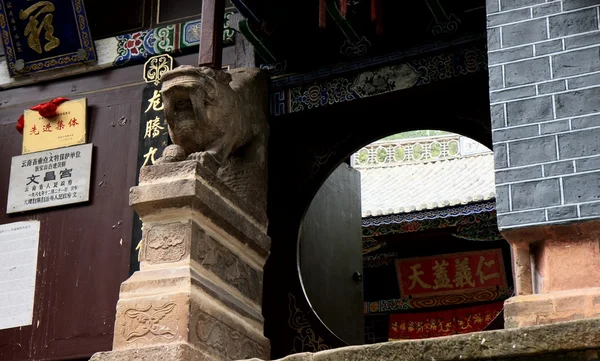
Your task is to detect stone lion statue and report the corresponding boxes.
[157,65,269,214]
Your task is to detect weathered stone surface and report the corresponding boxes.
[505,288,600,328]
[245,318,600,361]
[132,161,271,260]
[113,293,190,350]
[91,343,216,361]
[143,221,191,264]
[118,266,264,325]
[190,290,269,361]
[192,223,262,304]
[137,160,268,228]
[159,66,269,214]
[110,278,268,357]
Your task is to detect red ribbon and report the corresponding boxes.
[16,97,70,134]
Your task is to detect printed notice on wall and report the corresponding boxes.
[6,143,93,214]
[0,221,40,330]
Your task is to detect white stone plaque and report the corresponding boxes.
[6,143,93,214]
[0,221,40,330]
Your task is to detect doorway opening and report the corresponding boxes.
[298,130,514,345]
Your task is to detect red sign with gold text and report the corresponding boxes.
[395,249,507,298]
[388,301,503,340]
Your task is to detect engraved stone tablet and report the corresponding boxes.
[6,143,93,214]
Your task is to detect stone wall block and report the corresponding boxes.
[552,47,600,78]
[488,45,534,65]
[533,2,562,17]
[493,124,540,142]
[505,57,551,86]
[508,137,558,166]
[506,97,554,127]
[547,206,578,221]
[502,19,548,47]
[565,31,600,49]
[549,8,599,38]
[488,8,532,27]
[495,165,542,183]
[534,39,563,56]
[540,120,570,135]
[501,0,545,12]
[543,160,574,177]
[490,86,537,103]
[537,80,566,95]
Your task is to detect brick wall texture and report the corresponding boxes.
[487,0,600,229]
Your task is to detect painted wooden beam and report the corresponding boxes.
[0,16,236,90]
[199,0,226,68]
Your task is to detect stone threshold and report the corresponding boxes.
[248,317,600,361]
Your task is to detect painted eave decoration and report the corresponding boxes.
[0,0,97,77]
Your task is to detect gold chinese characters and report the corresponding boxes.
[19,1,60,54]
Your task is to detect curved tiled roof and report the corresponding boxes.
[359,153,495,217]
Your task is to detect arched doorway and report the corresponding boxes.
[264,69,497,358]
[298,130,512,346]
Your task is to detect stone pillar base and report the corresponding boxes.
[92,160,270,361]
[504,287,600,328]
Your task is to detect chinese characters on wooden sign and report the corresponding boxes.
[22,98,87,154]
[395,249,507,298]
[6,143,93,213]
[0,0,96,77]
[388,301,503,340]
[130,54,173,268]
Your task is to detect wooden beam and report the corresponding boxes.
[198,0,225,68]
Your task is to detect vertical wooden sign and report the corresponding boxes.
[130,54,173,273]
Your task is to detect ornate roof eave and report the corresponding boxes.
[362,200,496,228]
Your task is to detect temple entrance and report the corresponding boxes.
[298,131,512,345]
[264,60,495,358]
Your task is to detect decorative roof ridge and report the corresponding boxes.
[362,200,496,227]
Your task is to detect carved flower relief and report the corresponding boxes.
[122,302,178,343]
[143,223,187,263]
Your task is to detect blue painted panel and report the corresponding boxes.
[0,0,96,77]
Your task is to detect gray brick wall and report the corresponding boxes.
[487,0,600,229]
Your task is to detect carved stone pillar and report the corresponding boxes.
[91,160,270,361]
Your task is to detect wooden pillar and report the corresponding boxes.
[199,0,225,68]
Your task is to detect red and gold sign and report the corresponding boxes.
[21,98,87,154]
[388,301,503,340]
[395,249,507,298]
